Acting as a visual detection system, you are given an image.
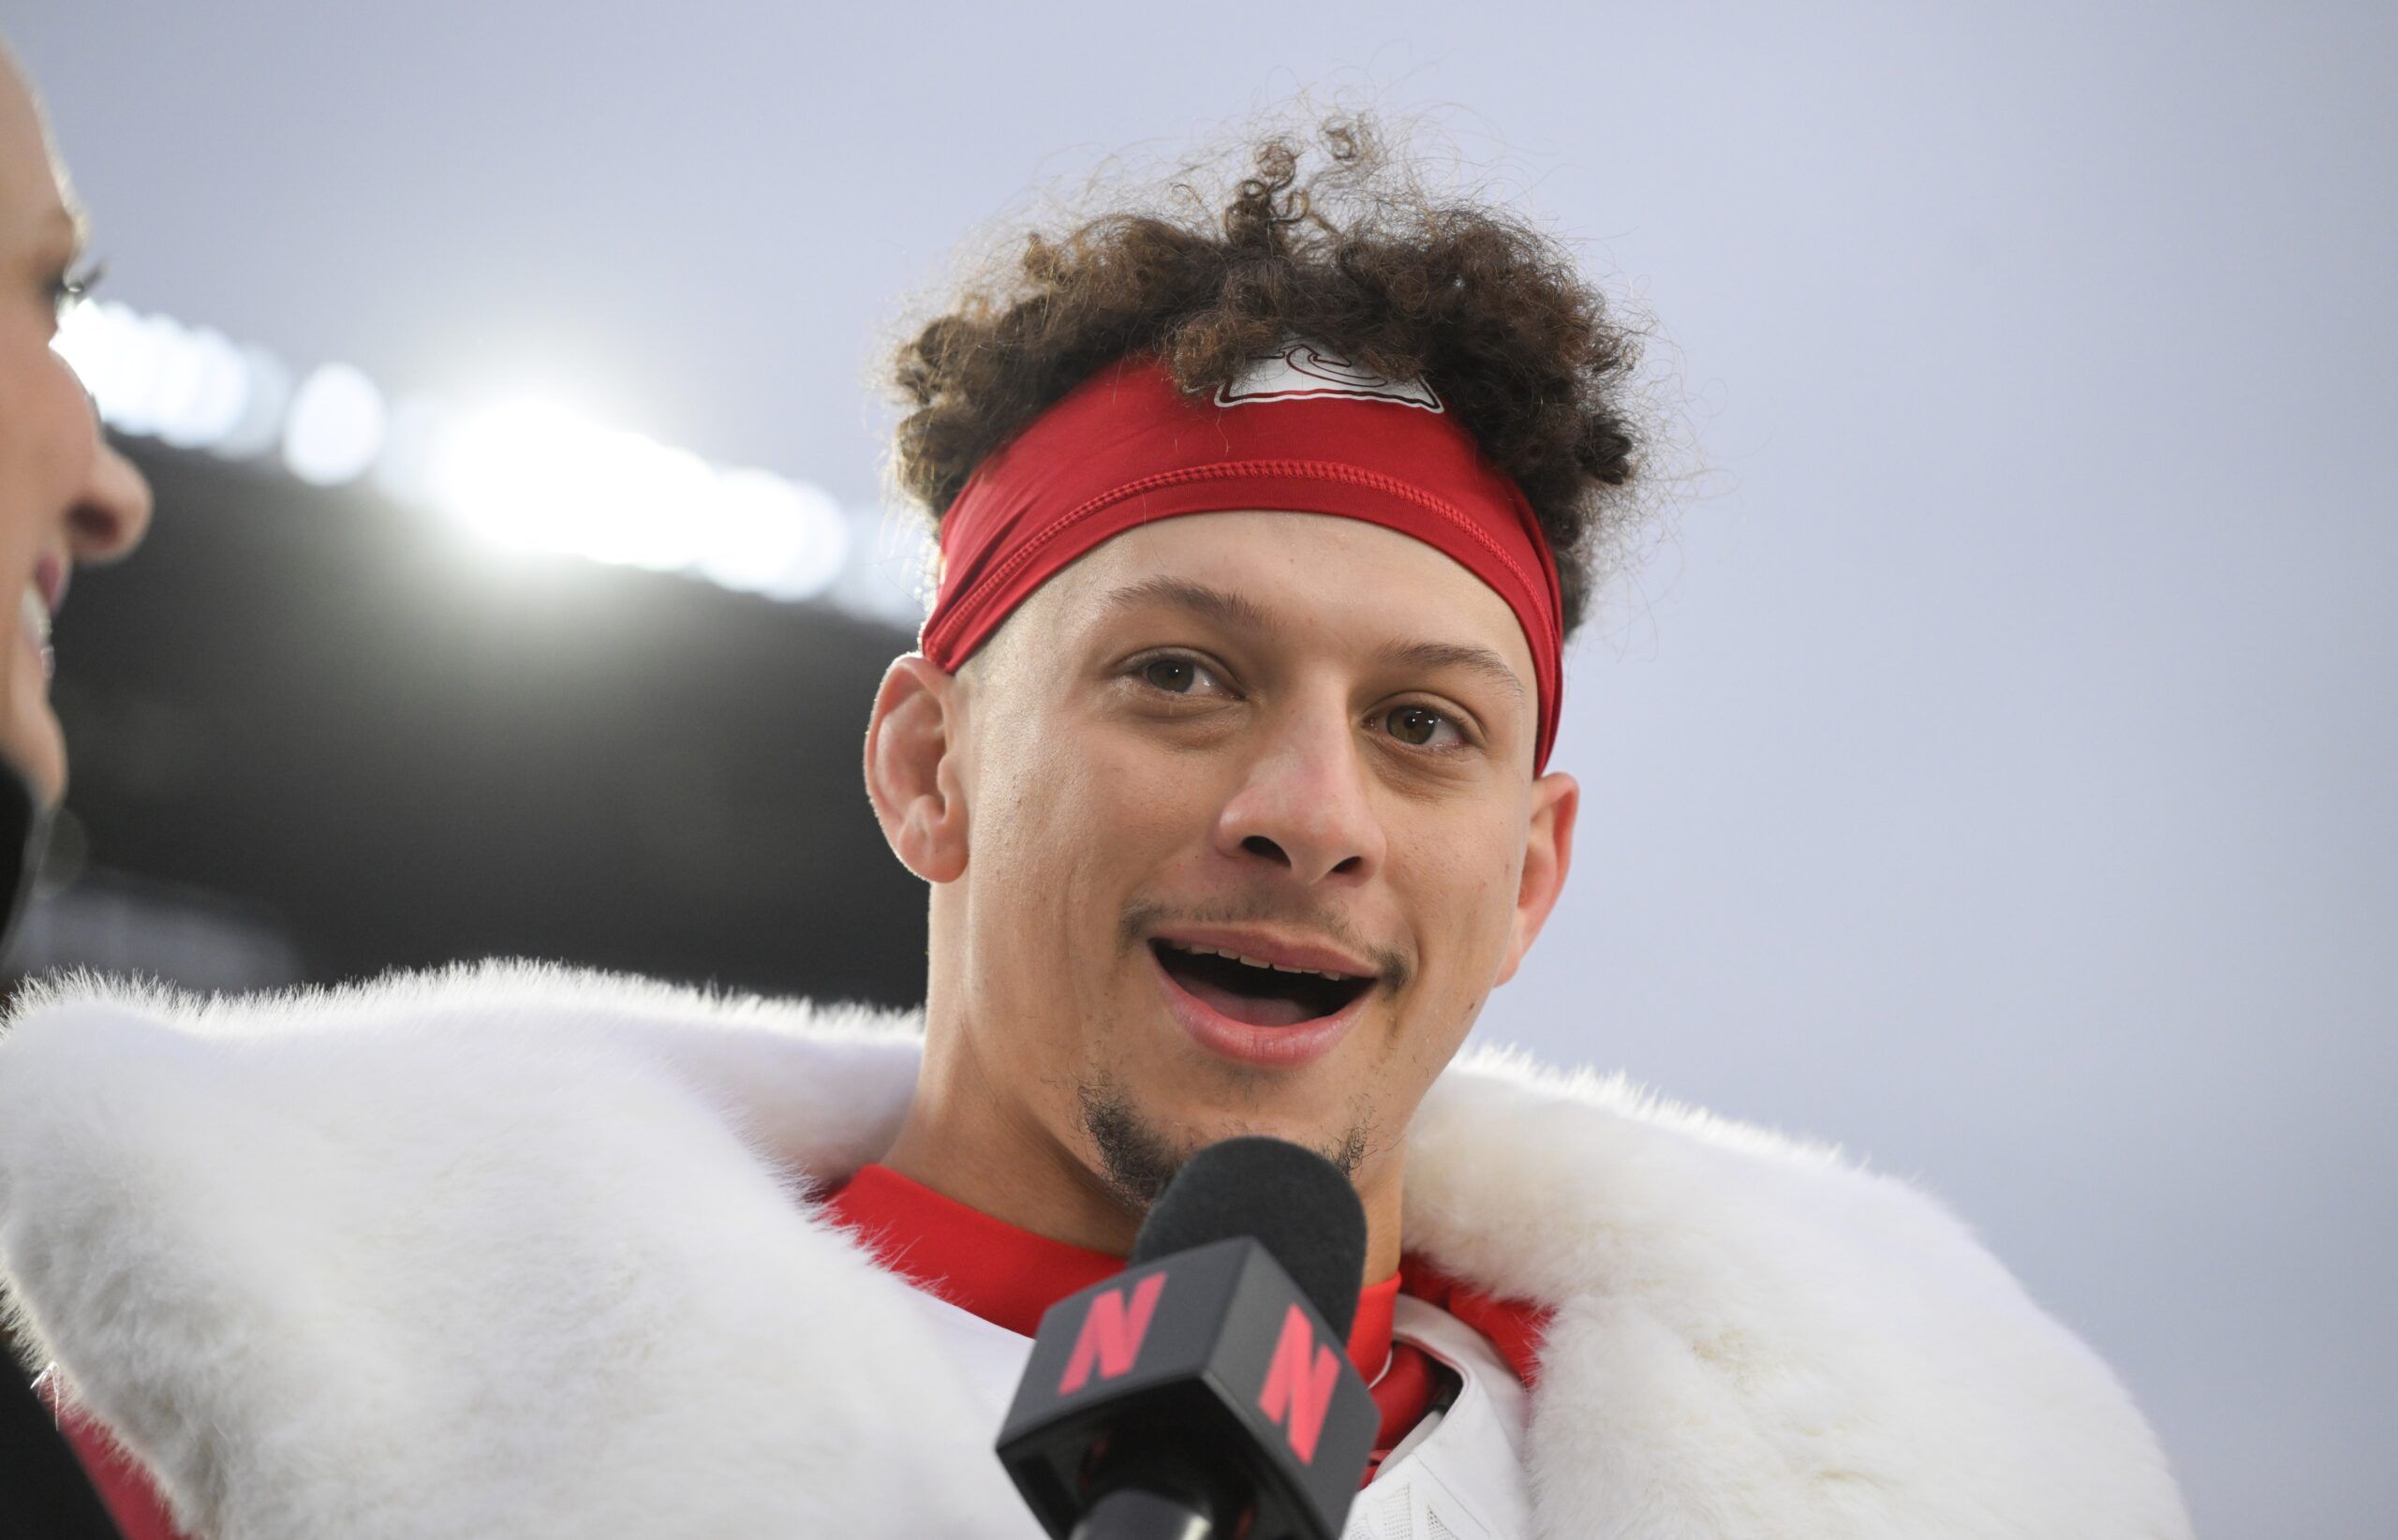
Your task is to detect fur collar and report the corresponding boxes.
[0,962,2190,1539]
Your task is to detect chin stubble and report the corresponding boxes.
[1075,1079,1375,1212]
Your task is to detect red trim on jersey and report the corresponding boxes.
[1399,1255,1553,1389]
[820,1163,1555,1488]
[822,1162,1402,1378]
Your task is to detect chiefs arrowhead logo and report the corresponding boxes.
[1213,338,1444,413]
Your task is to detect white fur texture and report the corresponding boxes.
[0,962,2191,1539]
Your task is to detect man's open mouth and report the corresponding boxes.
[1148,939,1375,1029]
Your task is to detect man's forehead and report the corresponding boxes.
[1039,511,1536,696]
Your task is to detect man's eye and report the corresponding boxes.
[1136,655,1223,695]
[1383,703,1465,750]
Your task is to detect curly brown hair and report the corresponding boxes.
[883,111,1665,646]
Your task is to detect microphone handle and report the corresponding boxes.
[1069,1486,1214,1540]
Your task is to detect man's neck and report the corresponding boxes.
[880,1020,1407,1280]
[879,1087,1146,1258]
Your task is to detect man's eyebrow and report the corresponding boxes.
[1369,638,1527,706]
[1097,576,1280,636]
[1097,575,1527,705]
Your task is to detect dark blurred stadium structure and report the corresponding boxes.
[3,436,929,1009]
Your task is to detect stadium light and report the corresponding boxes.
[693,468,851,601]
[282,363,388,486]
[153,328,252,452]
[49,295,932,625]
[55,301,295,465]
[214,346,293,461]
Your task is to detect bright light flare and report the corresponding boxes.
[429,400,852,595]
[428,399,605,555]
[53,300,160,431]
[55,302,273,457]
[155,328,252,452]
[52,293,910,617]
[214,347,293,460]
[281,363,387,486]
[427,402,718,571]
[696,470,851,600]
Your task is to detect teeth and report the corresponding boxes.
[1161,939,1354,982]
[20,585,47,647]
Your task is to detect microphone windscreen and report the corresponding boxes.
[1130,1136,1368,1339]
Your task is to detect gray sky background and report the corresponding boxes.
[11,3,2393,1533]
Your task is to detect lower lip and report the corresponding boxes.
[1148,945,1373,1069]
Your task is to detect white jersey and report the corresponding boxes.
[908,1284,1533,1539]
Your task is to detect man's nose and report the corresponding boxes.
[1209,700,1386,887]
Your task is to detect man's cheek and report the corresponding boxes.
[1088,768,1206,851]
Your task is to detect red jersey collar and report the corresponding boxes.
[822,1162,1400,1380]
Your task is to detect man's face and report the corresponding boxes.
[914,510,1574,1206]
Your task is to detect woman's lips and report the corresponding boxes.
[1148,944,1370,1069]
[21,556,64,683]
[18,584,52,682]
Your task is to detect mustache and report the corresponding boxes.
[1117,896,1409,995]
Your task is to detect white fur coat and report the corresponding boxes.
[0,962,2192,1539]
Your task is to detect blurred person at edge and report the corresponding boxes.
[0,33,156,1540]
[1,109,2193,1540]
[0,43,150,814]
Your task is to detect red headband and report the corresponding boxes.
[917,344,1565,774]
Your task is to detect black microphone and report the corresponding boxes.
[996,1137,1380,1540]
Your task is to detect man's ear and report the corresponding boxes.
[863,652,970,883]
[1494,770,1577,987]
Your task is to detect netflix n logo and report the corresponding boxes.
[1057,1273,1167,1394]
[1257,1302,1342,1464]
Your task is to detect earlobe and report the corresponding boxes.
[1495,770,1578,986]
[863,653,970,883]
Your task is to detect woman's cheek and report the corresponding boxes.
[0,334,94,522]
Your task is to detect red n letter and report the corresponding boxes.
[1058,1273,1167,1394]
[1256,1303,1340,1463]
